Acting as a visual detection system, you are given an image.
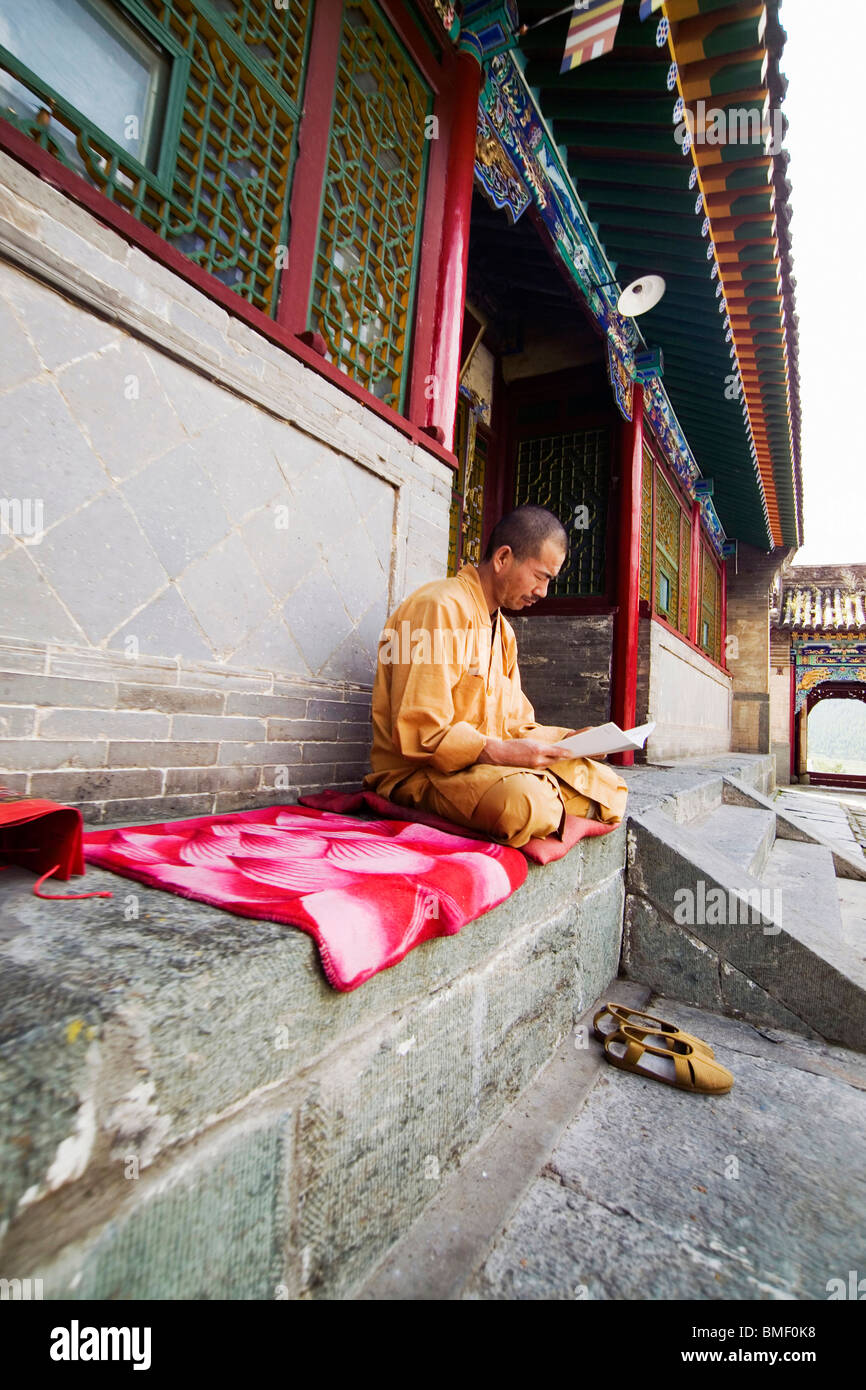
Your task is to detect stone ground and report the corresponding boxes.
[775,785,866,956]
[775,785,866,861]
[361,986,866,1301]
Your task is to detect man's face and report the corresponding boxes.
[494,537,566,610]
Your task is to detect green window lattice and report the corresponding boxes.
[700,546,722,663]
[654,469,691,636]
[0,0,313,315]
[639,447,653,604]
[309,0,432,410]
[513,428,610,597]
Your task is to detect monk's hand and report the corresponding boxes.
[555,727,607,761]
[478,737,572,769]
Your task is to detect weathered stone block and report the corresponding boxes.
[0,739,108,771]
[0,706,35,738]
[622,892,723,1010]
[108,741,218,769]
[171,715,266,742]
[29,768,162,800]
[37,709,170,741]
[37,1114,292,1300]
[214,732,306,766]
[164,766,260,796]
[224,691,305,718]
[117,684,224,715]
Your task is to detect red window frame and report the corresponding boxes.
[640,432,729,675]
[0,0,457,469]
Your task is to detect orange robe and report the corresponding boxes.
[364,563,628,848]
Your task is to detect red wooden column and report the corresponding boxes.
[720,552,728,663]
[688,499,701,644]
[422,46,482,450]
[610,383,644,767]
[275,0,343,343]
[789,662,796,782]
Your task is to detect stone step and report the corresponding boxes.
[624,807,866,1051]
[838,880,866,957]
[762,839,844,943]
[689,804,776,879]
[723,776,866,881]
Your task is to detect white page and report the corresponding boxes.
[554,720,656,759]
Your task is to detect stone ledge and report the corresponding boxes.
[0,759,776,1297]
[0,815,626,1296]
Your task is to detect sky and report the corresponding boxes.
[780,0,866,565]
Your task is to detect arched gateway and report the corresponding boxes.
[770,565,866,788]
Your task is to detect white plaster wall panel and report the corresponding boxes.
[646,623,732,760]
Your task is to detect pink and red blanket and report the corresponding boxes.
[82,793,618,991]
[83,805,528,991]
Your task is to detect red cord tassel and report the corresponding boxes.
[32,864,113,900]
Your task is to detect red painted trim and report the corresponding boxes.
[426,50,482,450]
[0,118,458,472]
[406,60,452,428]
[649,451,657,635]
[275,0,343,336]
[789,661,796,782]
[381,0,451,87]
[650,613,731,678]
[720,551,728,669]
[807,772,866,789]
[688,499,701,644]
[610,383,644,767]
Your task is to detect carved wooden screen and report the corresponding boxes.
[309,0,433,410]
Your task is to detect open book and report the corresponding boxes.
[554,720,655,759]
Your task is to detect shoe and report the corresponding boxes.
[593,1002,715,1058]
[604,1025,733,1095]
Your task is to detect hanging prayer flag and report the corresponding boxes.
[561,0,625,73]
[638,0,665,18]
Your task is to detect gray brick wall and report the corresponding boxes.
[0,153,454,822]
[0,640,373,822]
[508,614,614,729]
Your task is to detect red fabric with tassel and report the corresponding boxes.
[0,797,112,899]
[0,798,85,879]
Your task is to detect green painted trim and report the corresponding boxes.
[729,192,773,215]
[707,58,765,98]
[702,15,765,61]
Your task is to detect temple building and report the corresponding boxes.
[770,564,866,787]
[0,0,800,820]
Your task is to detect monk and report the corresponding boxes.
[364,505,628,849]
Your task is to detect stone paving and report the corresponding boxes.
[775,785,866,861]
[365,993,866,1301]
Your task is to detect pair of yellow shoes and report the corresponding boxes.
[593,1003,733,1095]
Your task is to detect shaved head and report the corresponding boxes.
[484,506,568,564]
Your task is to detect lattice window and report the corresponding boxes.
[0,0,312,315]
[513,428,610,597]
[309,0,432,410]
[654,470,681,629]
[639,447,653,604]
[700,545,722,663]
[448,394,487,575]
[679,507,691,634]
[208,0,309,104]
